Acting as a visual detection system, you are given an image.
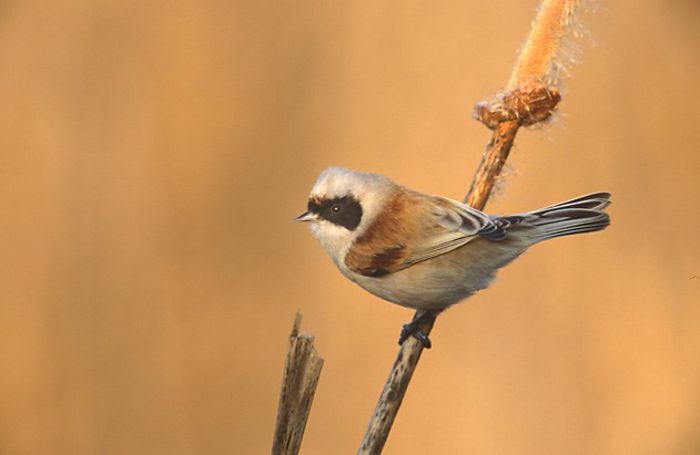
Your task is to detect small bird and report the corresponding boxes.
[296,167,611,347]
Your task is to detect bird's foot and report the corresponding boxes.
[398,315,433,349]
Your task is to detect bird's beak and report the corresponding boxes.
[294,211,317,222]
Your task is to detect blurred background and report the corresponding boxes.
[1,0,699,453]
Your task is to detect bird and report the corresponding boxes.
[296,167,611,347]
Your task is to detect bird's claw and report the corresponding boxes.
[398,322,432,349]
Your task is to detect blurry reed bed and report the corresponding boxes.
[0,1,699,454]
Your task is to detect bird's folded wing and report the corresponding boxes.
[344,195,503,277]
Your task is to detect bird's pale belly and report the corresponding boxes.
[342,238,526,311]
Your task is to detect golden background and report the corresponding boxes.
[1,1,699,453]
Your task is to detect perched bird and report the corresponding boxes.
[296,167,611,347]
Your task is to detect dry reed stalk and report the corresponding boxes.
[272,312,324,455]
[360,1,586,453]
[508,0,581,89]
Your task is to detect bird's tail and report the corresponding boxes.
[498,192,611,244]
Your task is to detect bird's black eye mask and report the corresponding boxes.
[308,195,363,231]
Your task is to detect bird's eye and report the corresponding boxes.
[330,203,342,214]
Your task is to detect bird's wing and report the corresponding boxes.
[434,197,507,240]
[344,193,504,277]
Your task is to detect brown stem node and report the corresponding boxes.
[474,85,561,130]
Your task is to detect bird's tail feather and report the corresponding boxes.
[500,192,611,243]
